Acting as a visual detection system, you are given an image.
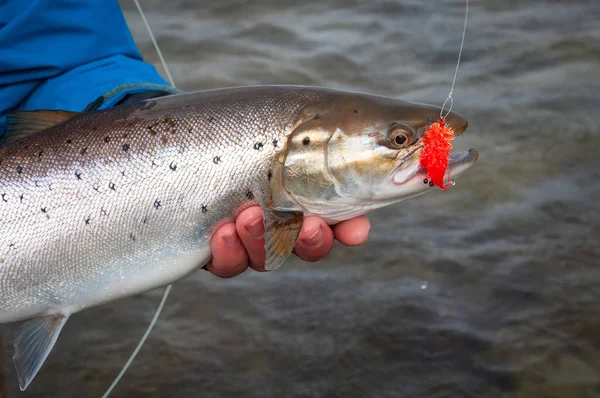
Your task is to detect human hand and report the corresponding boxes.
[205,206,370,277]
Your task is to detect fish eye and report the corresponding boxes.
[388,125,413,149]
[394,134,407,145]
[427,116,435,124]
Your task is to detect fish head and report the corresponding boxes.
[278,91,478,222]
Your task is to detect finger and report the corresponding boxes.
[332,216,370,246]
[294,216,334,262]
[235,206,267,272]
[207,222,249,278]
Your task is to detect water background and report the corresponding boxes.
[3,0,600,396]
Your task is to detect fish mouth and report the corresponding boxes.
[445,149,479,169]
[392,149,479,185]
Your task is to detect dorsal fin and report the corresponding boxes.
[5,110,79,143]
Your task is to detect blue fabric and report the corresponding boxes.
[0,0,174,138]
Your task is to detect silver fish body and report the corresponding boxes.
[0,86,327,322]
[0,85,477,390]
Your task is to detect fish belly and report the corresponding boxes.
[0,241,212,323]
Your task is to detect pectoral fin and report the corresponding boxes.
[262,207,303,270]
[13,313,69,391]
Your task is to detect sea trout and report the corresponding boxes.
[0,85,478,389]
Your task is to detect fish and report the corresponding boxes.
[0,85,478,390]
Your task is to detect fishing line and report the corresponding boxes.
[101,1,176,397]
[133,0,176,88]
[440,0,469,120]
[102,1,469,396]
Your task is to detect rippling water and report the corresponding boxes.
[3,0,600,397]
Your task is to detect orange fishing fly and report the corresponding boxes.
[419,120,455,190]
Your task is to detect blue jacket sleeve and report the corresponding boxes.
[0,0,176,137]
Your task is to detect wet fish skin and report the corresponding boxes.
[0,86,323,322]
[0,85,476,390]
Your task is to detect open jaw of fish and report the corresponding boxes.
[0,85,478,390]
[391,149,479,195]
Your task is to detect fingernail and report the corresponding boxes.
[246,218,264,239]
[301,226,323,248]
[224,232,241,248]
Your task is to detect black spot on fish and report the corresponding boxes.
[164,117,176,133]
[8,242,15,248]
[268,170,273,180]
[213,156,221,164]
[16,165,23,174]
[130,233,136,241]
[154,199,161,209]
[148,125,158,136]
[101,207,108,216]
[207,117,214,123]
[429,181,435,187]
[122,144,130,152]
[253,142,264,151]
[81,147,88,155]
[84,216,91,225]
[201,205,208,214]
[38,151,43,158]
[143,216,148,224]
[302,137,310,145]
[41,207,47,213]
[67,139,72,144]
[19,194,24,202]
[104,136,111,143]
[93,185,100,192]
[75,170,82,180]
[273,139,279,148]
[353,109,358,114]
[109,182,116,191]
[170,162,177,171]
[246,190,254,200]
[121,170,126,177]
[48,183,53,191]
[423,178,429,184]
[34,180,40,187]
[1,194,7,203]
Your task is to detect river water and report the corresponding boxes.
[3,0,600,397]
